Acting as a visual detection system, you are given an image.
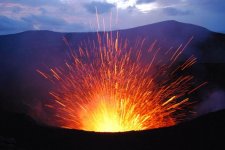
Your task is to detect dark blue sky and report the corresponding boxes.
[0,0,225,34]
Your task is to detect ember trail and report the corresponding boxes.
[37,31,199,132]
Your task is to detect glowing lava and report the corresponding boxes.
[37,31,203,132]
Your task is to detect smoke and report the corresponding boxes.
[197,89,225,115]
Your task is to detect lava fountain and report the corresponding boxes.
[36,30,204,132]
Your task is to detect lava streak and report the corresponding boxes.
[37,31,199,132]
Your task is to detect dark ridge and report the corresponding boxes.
[0,109,225,150]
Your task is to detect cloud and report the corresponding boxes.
[0,16,33,34]
[21,15,87,32]
[22,15,66,27]
[188,0,225,13]
[0,0,61,6]
[84,1,115,14]
[0,0,225,34]
[162,7,190,16]
[136,0,155,4]
[0,2,43,20]
[0,1,90,33]
[0,14,88,35]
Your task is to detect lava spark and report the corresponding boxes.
[37,31,200,132]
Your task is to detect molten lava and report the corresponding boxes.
[37,31,201,132]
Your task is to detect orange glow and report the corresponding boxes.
[37,31,199,132]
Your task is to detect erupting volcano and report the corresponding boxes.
[37,30,204,132]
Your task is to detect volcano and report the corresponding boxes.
[0,20,225,149]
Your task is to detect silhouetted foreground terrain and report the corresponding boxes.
[0,109,225,150]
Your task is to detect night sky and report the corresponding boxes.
[0,0,225,34]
